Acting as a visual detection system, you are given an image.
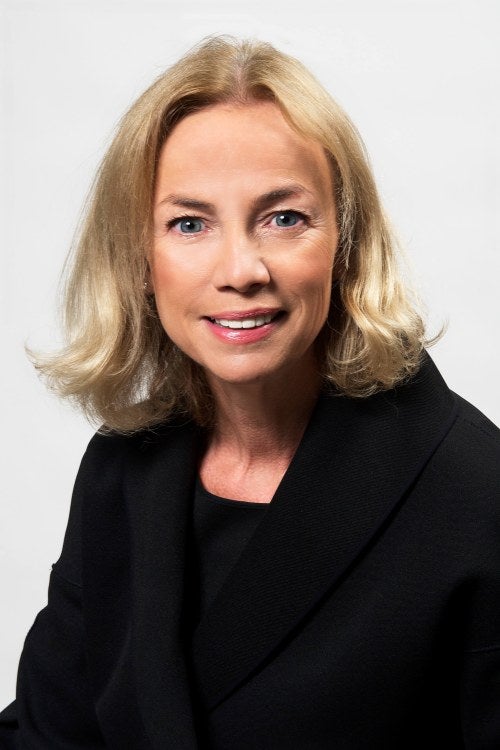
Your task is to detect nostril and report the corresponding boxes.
[212,250,271,293]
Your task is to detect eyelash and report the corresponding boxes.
[166,214,199,231]
[268,210,308,228]
[166,209,309,234]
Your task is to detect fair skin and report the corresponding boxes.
[150,101,339,502]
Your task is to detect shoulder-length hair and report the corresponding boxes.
[32,35,427,432]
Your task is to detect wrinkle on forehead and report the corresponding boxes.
[154,101,334,209]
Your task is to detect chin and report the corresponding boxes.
[203,356,310,390]
[208,370,274,387]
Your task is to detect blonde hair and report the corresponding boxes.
[32,35,427,431]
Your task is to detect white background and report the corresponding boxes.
[1,0,499,706]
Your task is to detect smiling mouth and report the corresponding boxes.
[208,312,283,329]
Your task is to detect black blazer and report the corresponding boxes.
[1,354,499,749]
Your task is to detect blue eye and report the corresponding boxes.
[173,217,204,233]
[273,211,302,228]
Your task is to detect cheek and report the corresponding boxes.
[292,254,334,320]
[149,262,186,338]
[150,251,205,303]
[306,275,333,324]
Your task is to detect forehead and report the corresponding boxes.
[155,101,333,200]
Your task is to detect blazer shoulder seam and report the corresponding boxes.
[460,417,500,444]
[51,564,83,590]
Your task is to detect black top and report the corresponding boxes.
[191,479,268,624]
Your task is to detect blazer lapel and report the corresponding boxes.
[124,418,202,749]
[191,354,459,712]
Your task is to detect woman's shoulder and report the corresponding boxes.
[425,391,500,510]
[53,415,200,585]
[398,352,499,473]
[79,414,200,482]
[446,392,500,466]
[452,392,499,443]
[69,415,202,528]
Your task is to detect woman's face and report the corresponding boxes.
[150,101,338,390]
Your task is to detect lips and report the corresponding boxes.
[211,312,276,329]
[204,309,284,343]
[206,309,283,329]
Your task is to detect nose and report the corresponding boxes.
[212,229,271,294]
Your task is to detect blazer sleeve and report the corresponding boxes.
[0,445,106,749]
[457,406,500,748]
[462,648,500,747]
[460,552,500,747]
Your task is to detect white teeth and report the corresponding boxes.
[214,313,275,329]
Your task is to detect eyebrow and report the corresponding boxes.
[156,184,313,214]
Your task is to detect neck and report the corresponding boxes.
[206,367,322,462]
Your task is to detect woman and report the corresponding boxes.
[0,36,499,749]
